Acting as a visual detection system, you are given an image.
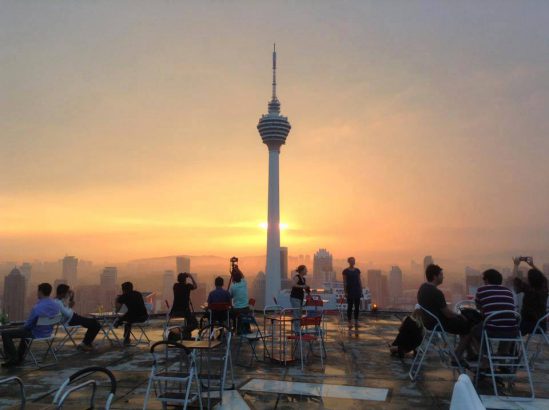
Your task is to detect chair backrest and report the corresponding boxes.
[208,302,231,312]
[418,305,444,331]
[53,366,116,410]
[305,295,324,307]
[0,376,25,405]
[481,310,520,336]
[534,311,549,333]
[300,315,322,327]
[248,298,256,307]
[36,313,63,326]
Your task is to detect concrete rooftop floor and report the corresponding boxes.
[1,313,548,409]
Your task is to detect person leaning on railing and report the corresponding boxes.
[512,257,548,335]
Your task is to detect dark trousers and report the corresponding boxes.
[230,307,251,333]
[68,313,101,346]
[119,314,148,341]
[1,327,32,362]
[347,297,361,321]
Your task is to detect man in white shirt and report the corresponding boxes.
[55,284,101,351]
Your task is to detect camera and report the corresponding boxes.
[519,256,532,262]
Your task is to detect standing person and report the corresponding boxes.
[290,265,310,333]
[115,282,148,346]
[342,257,363,328]
[513,257,548,334]
[1,283,60,367]
[229,267,250,333]
[170,272,197,320]
[55,284,101,351]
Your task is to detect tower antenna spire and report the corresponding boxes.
[272,43,277,100]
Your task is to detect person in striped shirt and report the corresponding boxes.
[474,269,518,337]
[470,269,519,360]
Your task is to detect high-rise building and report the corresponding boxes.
[367,269,383,306]
[176,256,191,274]
[62,256,78,285]
[252,271,267,309]
[313,248,334,287]
[465,266,482,296]
[423,256,434,272]
[543,263,549,277]
[162,270,175,307]
[280,247,288,280]
[19,262,32,283]
[76,285,102,315]
[257,45,292,304]
[100,267,118,309]
[3,267,27,321]
[389,266,403,303]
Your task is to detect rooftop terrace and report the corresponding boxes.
[1,313,548,409]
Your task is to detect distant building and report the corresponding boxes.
[465,266,482,296]
[252,271,266,308]
[76,285,102,315]
[280,247,288,280]
[62,256,78,286]
[389,266,403,303]
[176,256,191,274]
[423,256,434,272]
[543,264,549,277]
[3,267,27,321]
[162,270,175,308]
[367,269,383,306]
[19,262,32,283]
[100,267,118,310]
[313,248,334,288]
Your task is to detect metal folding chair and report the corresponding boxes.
[287,313,326,371]
[54,322,81,353]
[143,340,202,410]
[53,366,116,409]
[235,313,269,366]
[0,376,25,406]
[524,311,549,369]
[23,313,63,367]
[409,305,465,381]
[196,325,235,408]
[474,310,534,400]
[129,303,153,346]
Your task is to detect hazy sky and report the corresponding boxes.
[1,1,548,267]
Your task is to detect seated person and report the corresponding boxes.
[115,281,148,346]
[55,284,101,351]
[229,267,251,333]
[1,283,60,367]
[417,264,472,360]
[513,257,548,334]
[207,276,232,325]
[473,269,518,357]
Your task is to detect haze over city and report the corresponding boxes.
[2,1,549,271]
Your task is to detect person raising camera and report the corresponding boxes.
[171,272,198,322]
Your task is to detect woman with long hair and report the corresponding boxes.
[290,265,310,333]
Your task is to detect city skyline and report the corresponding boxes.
[2,2,549,266]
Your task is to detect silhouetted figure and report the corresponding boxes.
[290,265,310,333]
[513,257,548,334]
[115,282,148,346]
[207,277,231,325]
[171,272,197,319]
[343,257,362,328]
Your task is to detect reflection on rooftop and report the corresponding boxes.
[1,313,548,409]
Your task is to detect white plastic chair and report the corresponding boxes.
[23,313,63,367]
[449,374,485,410]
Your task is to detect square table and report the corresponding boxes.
[89,312,122,346]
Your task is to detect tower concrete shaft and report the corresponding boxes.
[257,44,291,304]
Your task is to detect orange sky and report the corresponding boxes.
[1,2,549,267]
